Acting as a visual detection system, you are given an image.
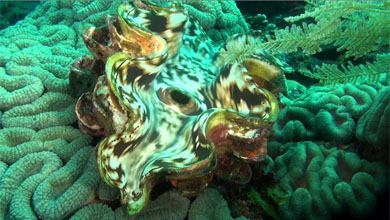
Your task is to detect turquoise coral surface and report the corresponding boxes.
[0,1,389,220]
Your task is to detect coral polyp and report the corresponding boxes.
[74,1,282,215]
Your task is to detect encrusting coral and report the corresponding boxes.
[0,24,84,93]
[20,1,122,51]
[128,191,191,220]
[315,105,356,144]
[0,1,39,29]
[0,127,39,164]
[33,126,92,161]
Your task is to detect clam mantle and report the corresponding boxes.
[73,1,284,215]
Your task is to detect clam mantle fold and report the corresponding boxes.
[73,1,284,215]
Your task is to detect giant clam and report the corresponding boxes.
[73,0,285,215]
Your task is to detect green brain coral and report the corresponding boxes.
[273,141,388,220]
[274,84,379,144]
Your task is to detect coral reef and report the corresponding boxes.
[0,1,388,220]
[22,1,122,51]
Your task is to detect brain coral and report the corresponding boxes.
[183,1,249,43]
[356,86,390,149]
[33,147,100,220]
[0,1,120,219]
[274,83,378,144]
[272,141,388,220]
[69,191,191,220]
[0,67,43,110]
[188,188,248,220]
[0,151,63,219]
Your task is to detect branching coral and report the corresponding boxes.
[300,54,390,85]
[217,1,390,85]
[280,1,390,58]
